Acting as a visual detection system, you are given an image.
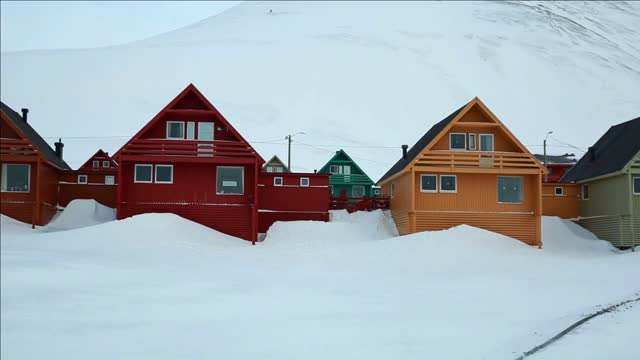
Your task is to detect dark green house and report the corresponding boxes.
[319,149,376,197]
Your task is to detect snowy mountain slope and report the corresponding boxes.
[1,1,639,178]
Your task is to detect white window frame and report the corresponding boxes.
[352,185,365,197]
[449,133,467,151]
[554,186,564,196]
[134,164,153,183]
[633,176,640,195]
[300,177,310,187]
[274,177,284,187]
[374,188,381,195]
[330,165,339,174]
[92,160,100,168]
[440,175,457,193]
[154,164,174,184]
[582,184,590,200]
[1,164,31,193]
[216,166,244,195]
[78,175,88,184]
[266,166,274,173]
[105,175,115,185]
[420,174,438,193]
[166,121,185,140]
[479,134,495,152]
[102,161,110,168]
[497,176,524,204]
[468,133,477,151]
[186,121,195,140]
[197,122,215,141]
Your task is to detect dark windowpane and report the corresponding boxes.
[352,186,365,197]
[135,165,152,182]
[441,175,457,192]
[167,122,184,138]
[498,177,523,203]
[2,164,30,192]
[634,177,640,194]
[421,175,437,191]
[156,166,173,183]
[450,134,466,150]
[217,167,244,194]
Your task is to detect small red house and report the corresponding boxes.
[59,149,119,208]
[258,171,330,233]
[1,102,71,227]
[113,84,265,242]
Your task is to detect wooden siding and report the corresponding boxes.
[38,161,61,225]
[391,211,410,235]
[579,174,630,217]
[59,184,117,208]
[579,216,623,247]
[542,183,579,219]
[143,113,237,142]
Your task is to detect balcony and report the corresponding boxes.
[413,151,545,174]
[0,139,39,158]
[329,173,372,184]
[118,139,260,163]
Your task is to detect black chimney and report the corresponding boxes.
[588,146,596,161]
[314,169,317,174]
[401,144,408,159]
[54,138,64,160]
[21,108,28,122]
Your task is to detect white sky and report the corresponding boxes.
[0,1,240,52]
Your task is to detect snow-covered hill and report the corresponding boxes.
[1,1,639,178]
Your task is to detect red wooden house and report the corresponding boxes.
[258,171,330,233]
[1,102,71,227]
[59,149,119,208]
[113,84,264,242]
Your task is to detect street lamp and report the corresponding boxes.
[285,132,306,171]
[544,131,553,182]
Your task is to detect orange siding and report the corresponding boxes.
[431,125,519,152]
[542,183,579,219]
[383,172,413,234]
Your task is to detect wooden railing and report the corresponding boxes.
[0,139,39,157]
[119,139,259,159]
[329,174,372,184]
[414,151,542,171]
[330,196,390,213]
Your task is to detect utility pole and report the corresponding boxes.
[544,131,553,183]
[285,132,305,171]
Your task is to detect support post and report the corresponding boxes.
[32,160,41,228]
[536,173,543,248]
[116,159,123,219]
[252,162,259,245]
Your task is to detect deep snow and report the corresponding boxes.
[1,210,638,359]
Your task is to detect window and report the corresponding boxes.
[440,175,457,193]
[275,167,284,173]
[105,175,115,185]
[498,176,523,203]
[1,164,30,192]
[352,185,365,197]
[134,164,153,183]
[374,189,381,195]
[468,134,477,151]
[155,165,173,184]
[186,122,195,140]
[103,161,110,168]
[480,134,494,152]
[78,175,88,184]
[217,166,244,194]
[167,121,185,139]
[300,177,310,187]
[198,122,214,141]
[330,165,339,174]
[634,177,640,195]
[555,186,564,196]
[582,184,590,200]
[93,160,100,168]
[450,133,466,150]
[421,174,437,193]
[274,177,283,186]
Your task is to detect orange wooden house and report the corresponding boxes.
[377,97,548,246]
[1,102,71,226]
[59,149,119,208]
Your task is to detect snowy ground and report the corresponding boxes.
[1,202,639,359]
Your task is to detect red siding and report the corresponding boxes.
[257,173,330,233]
[143,116,237,142]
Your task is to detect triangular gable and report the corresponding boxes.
[378,97,545,184]
[319,149,374,183]
[113,84,265,164]
[78,149,118,170]
[263,155,289,172]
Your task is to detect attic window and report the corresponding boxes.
[330,165,339,174]
[198,122,214,141]
[93,160,100,168]
[450,133,466,151]
[103,161,110,168]
[167,121,185,139]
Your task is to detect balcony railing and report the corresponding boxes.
[0,139,39,157]
[330,195,390,212]
[414,151,542,172]
[329,173,372,184]
[119,139,259,159]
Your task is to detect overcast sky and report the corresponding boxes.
[0,1,239,52]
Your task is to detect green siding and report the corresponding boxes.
[579,216,623,246]
[319,150,375,197]
[579,174,630,217]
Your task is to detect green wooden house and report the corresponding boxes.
[263,155,290,173]
[319,149,376,197]
[562,117,640,248]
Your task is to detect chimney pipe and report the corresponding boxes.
[21,108,29,122]
[54,138,64,160]
[401,144,408,159]
[314,169,317,174]
[588,146,596,161]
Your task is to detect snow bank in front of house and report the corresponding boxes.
[45,199,116,231]
[541,216,618,254]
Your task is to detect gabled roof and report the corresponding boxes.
[262,155,289,172]
[113,83,265,164]
[561,117,640,182]
[319,149,374,184]
[78,149,118,170]
[533,154,577,165]
[1,101,71,170]
[377,97,544,184]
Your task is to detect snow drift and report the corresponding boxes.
[45,199,116,231]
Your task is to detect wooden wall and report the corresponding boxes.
[542,183,579,219]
